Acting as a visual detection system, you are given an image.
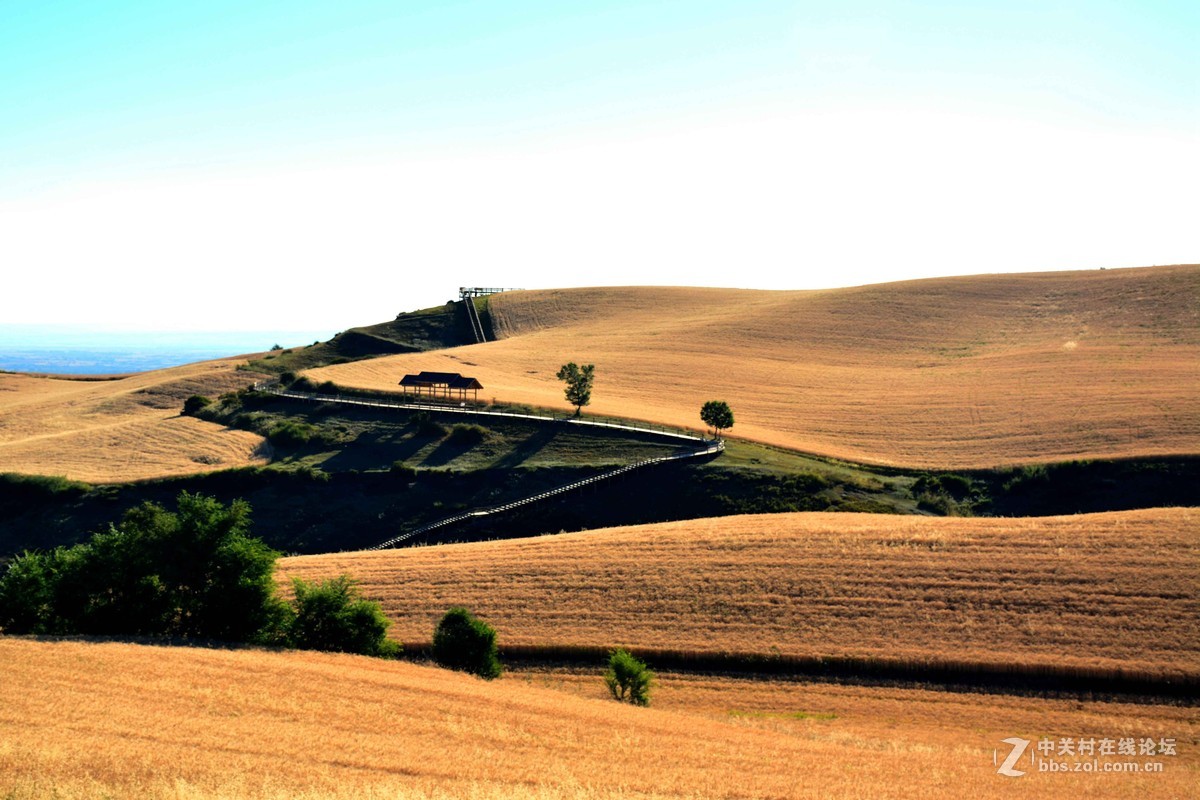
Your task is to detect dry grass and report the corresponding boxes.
[2,638,1195,799]
[281,509,1200,677]
[0,358,269,482]
[514,668,1199,789]
[307,265,1200,468]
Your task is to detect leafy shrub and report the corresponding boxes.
[0,473,89,499]
[0,493,401,659]
[266,420,318,448]
[317,381,340,395]
[432,607,502,679]
[0,492,287,641]
[411,411,448,439]
[447,424,488,445]
[293,465,330,483]
[182,395,212,416]
[237,390,276,410]
[286,576,400,658]
[391,462,418,479]
[937,474,974,500]
[911,473,984,516]
[1002,464,1051,493]
[291,376,319,393]
[604,648,653,706]
[915,492,958,515]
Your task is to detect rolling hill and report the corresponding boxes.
[280,508,1199,679]
[307,265,1200,468]
[1,265,1195,483]
[0,358,269,482]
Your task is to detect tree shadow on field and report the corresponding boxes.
[421,437,480,468]
[319,430,433,472]
[488,425,560,470]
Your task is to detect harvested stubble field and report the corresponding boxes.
[1,638,1194,800]
[307,265,1200,468]
[280,508,1200,678]
[0,358,268,482]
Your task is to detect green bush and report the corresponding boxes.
[293,465,330,483]
[286,576,400,658]
[390,462,419,479]
[0,492,287,641]
[411,411,448,439]
[432,607,502,680]
[447,424,488,445]
[938,474,974,500]
[0,493,401,659]
[0,473,89,498]
[266,420,318,448]
[1002,464,1051,493]
[604,648,653,706]
[291,376,319,393]
[182,395,212,416]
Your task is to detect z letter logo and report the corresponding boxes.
[995,737,1030,777]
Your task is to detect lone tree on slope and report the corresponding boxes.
[700,400,734,440]
[556,362,595,416]
[604,648,654,706]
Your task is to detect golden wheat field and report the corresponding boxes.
[307,265,1200,468]
[281,509,1200,677]
[1,638,1194,800]
[0,358,268,482]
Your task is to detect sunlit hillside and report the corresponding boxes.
[308,265,1200,468]
[281,508,1199,678]
[2,638,1194,800]
[0,359,267,482]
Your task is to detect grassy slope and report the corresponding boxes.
[281,508,1200,677]
[247,299,484,375]
[0,358,269,482]
[2,638,1194,800]
[306,265,1200,469]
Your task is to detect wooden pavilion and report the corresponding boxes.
[398,371,483,402]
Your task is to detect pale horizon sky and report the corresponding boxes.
[2,1,1196,332]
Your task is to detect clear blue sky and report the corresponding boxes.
[2,1,1196,330]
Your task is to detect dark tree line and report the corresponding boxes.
[0,492,399,658]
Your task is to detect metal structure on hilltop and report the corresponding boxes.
[458,287,522,344]
[458,287,522,299]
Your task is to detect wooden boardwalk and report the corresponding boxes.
[255,382,724,548]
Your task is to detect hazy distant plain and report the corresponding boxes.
[0,326,333,374]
